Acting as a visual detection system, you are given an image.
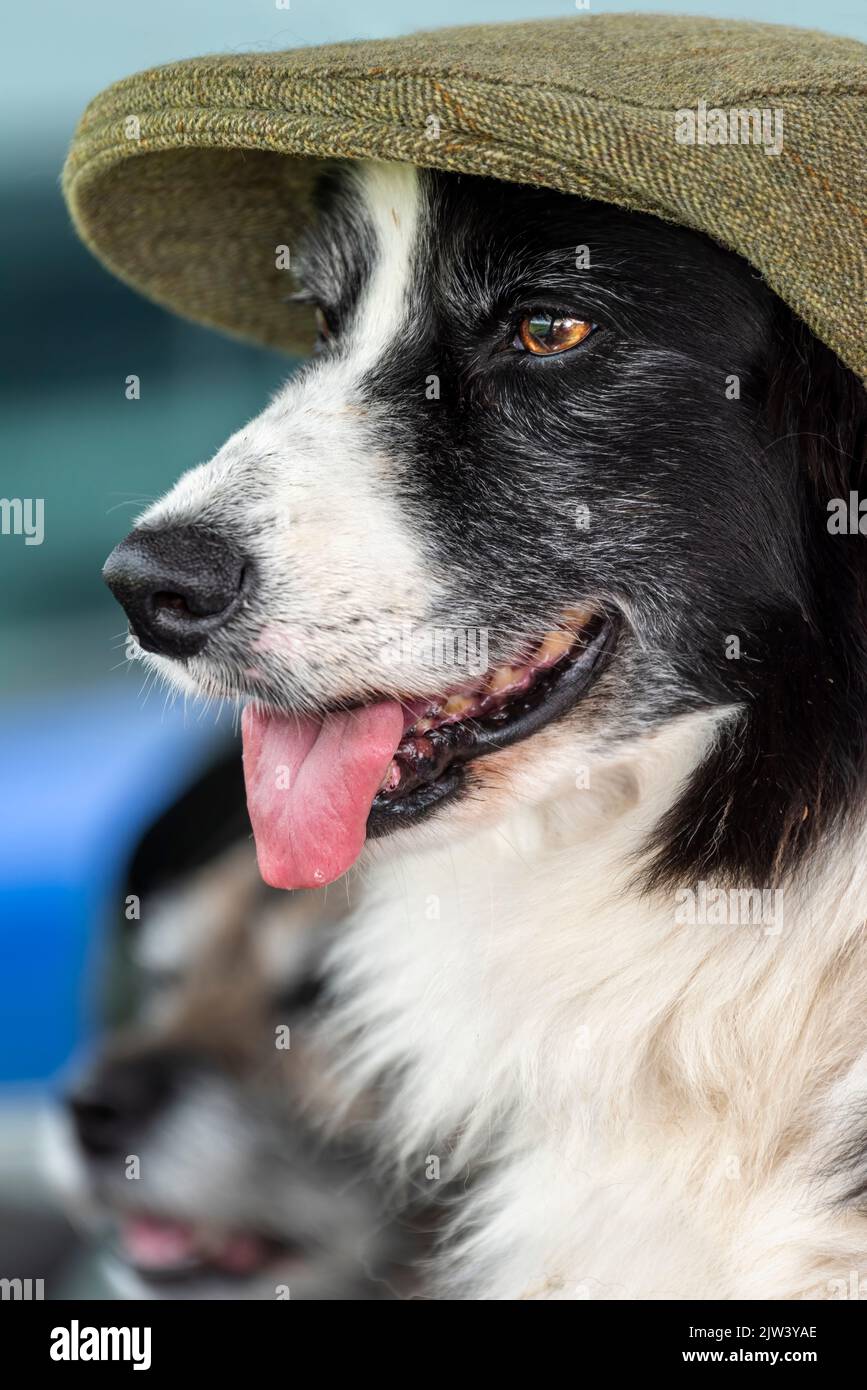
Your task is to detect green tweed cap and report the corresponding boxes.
[63,13,866,381]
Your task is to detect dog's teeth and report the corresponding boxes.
[394,606,597,755]
[442,693,477,718]
[488,664,526,694]
[564,604,595,632]
[379,759,402,792]
[536,629,574,665]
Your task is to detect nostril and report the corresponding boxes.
[153,590,192,616]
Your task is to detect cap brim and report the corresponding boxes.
[62,14,867,377]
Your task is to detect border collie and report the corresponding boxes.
[54,844,420,1300]
[102,162,867,1299]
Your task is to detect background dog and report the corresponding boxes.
[101,163,867,1298]
[55,838,423,1300]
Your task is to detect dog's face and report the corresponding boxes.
[104,160,861,889]
[56,850,413,1299]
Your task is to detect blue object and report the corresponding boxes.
[0,684,228,1087]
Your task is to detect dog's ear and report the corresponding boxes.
[766,313,867,505]
[645,318,867,895]
[765,314,867,640]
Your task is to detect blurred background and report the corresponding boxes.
[1,0,863,1299]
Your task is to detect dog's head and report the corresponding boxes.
[57,846,415,1299]
[104,162,867,889]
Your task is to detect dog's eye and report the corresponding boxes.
[514,313,593,356]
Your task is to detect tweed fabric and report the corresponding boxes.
[62,14,866,379]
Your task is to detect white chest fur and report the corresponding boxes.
[323,712,867,1299]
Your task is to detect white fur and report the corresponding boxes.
[323,710,867,1299]
[135,162,445,715]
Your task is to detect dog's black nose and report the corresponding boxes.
[67,1055,177,1158]
[103,526,247,657]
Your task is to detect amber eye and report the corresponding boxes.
[515,312,593,356]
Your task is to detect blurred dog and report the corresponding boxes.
[53,844,419,1300]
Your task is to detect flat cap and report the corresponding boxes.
[63,14,867,379]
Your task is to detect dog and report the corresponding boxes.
[54,842,421,1300]
[101,161,867,1298]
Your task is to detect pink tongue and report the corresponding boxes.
[242,701,405,890]
[121,1216,197,1270]
[120,1217,272,1275]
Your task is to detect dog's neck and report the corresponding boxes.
[322,709,867,1297]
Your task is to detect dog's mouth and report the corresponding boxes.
[114,1212,303,1283]
[369,609,614,828]
[242,607,615,892]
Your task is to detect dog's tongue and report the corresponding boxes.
[242,702,404,890]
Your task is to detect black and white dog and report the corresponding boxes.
[103,163,867,1299]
